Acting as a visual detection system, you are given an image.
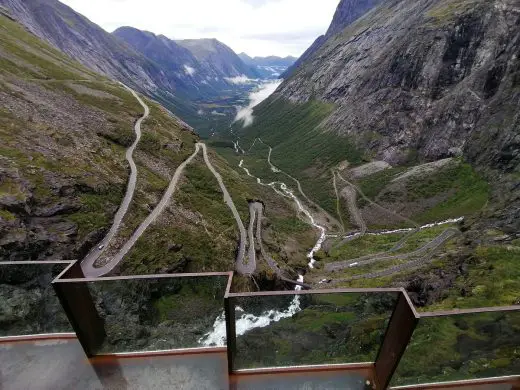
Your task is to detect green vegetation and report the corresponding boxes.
[0,209,16,221]
[426,0,482,25]
[426,245,520,310]
[391,311,520,385]
[235,293,397,369]
[357,167,407,200]
[68,189,123,236]
[234,99,363,216]
[326,233,406,262]
[410,162,489,222]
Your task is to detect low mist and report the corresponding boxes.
[235,80,282,127]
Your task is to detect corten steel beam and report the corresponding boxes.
[374,289,419,389]
[53,264,106,357]
[224,296,237,375]
[390,375,520,389]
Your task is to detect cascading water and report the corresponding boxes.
[199,275,304,347]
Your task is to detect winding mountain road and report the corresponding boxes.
[325,228,459,272]
[81,84,148,276]
[250,202,310,289]
[82,85,250,277]
[200,143,250,275]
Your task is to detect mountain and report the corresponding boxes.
[239,53,297,79]
[0,0,260,135]
[0,0,168,94]
[239,53,297,67]
[282,0,385,78]
[0,8,316,283]
[114,28,259,92]
[175,38,259,80]
[233,0,520,306]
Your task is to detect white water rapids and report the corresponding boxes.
[199,275,304,346]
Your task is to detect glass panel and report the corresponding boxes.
[232,292,399,370]
[0,263,72,336]
[391,310,520,386]
[84,275,228,354]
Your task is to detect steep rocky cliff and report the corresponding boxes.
[278,0,520,169]
[283,0,386,78]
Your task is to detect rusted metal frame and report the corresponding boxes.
[52,269,233,358]
[52,268,106,357]
[94,346,228,359]
[56,270,233,283]
[233,362,375,375]
[0,261,76,265]
[390,375,520,389]
[227,287,402,298]
[374,289,420,389]
[0,333,77,343]
[224,295,237,375]
[419,305,520,317]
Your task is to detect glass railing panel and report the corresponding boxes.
[0,262,72,336]
[231,291,399,370]
[390,309,520,386]
[76,275,229,354]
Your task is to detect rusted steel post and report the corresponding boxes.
[53,264,106,357]
[224,296,237,375]
[374,291,419,389]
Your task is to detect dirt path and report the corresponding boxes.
[332,170,419,249]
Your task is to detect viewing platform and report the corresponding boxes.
[1,260,519,389]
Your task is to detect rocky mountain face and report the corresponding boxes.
[282,0,386,78]
[0,0,165,94]
[175,39,259,80]
[277,0,520,171]
[236,0,520,306]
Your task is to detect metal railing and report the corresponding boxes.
[0,259,519,389]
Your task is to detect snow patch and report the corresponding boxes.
[184,65,196,76]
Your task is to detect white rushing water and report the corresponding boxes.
[199,275,304,347]
[327,217,465,239]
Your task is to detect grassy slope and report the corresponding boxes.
[233,98,364,216]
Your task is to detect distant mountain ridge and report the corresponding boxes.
[113,28,258,95]
[239,53,297,67]
[238,53,297,79]
[0,0,260,131]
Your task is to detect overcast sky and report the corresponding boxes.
[59,0,339,57]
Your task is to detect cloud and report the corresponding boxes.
[225,75,258,85]
[59,0,339,57]
[241,0,282,7]
[235,80,282,127]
